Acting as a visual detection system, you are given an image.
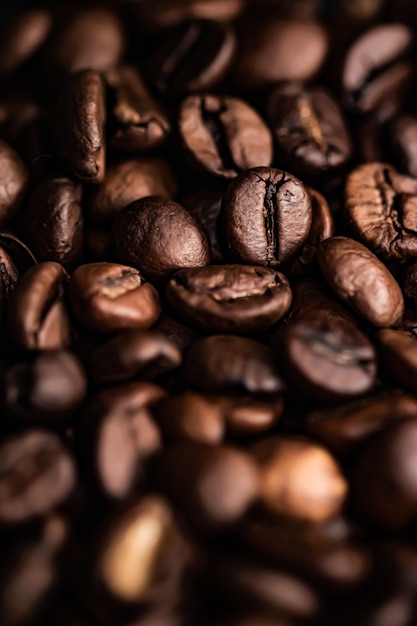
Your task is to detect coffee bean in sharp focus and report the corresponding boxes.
[316,237,404,327]
[345,162,417,260]
[222,167,312,267]
[178,94,273,179]
[111,197,210,281]
[68,263,161,333]
[166,265,292,333]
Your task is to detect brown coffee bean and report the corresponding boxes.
[54,70,106,183]
[178,94,273,179]
[345,162,417,261]
[222,167,312,267]
[184,335,285,394]
[317,237,404,327]
[90,331,182,385]
[133,0,244,30]
[0,430,76,524]
[0,140,29,228]
[376,328,417,393]
[87,158,177,224]
[25,178,84,270]
[0,233,37,275]
[7,262,71,351]
[252,436,347,524]
[389,114,417,178]
[111,197,210,281]
[106,65,171,153]
[0,10,52,78]
[213,394,284,437]
[69,263,161,333]
[5,350,87,423]
[152,313,199,353]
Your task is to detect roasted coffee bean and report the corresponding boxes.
[317,237,404,327]
[111,197,210,281]
[0,140,29,228]
[7,262,71,351]
[222,167,312,267]
[235,17,327,89]
[54,70,106,184]
[0,233,37,275]
[133,0,244,30]
[0,10,52,78]
[179,94,273,179]
[155,444,259,531]
[389,114,417,177]
[166,265,292,333]
[82,383,163,499]
[5,350,87,423]
[345,162,417,260]
[267,84,352,179]
[351,420,417,530]
[342,23,413,114]
[184,335,285,394]
[0,429,76,524]
[106,65,171,153]
[90,331,182,385]
[146,19,236,96]
[376,328,417,393]
[87,158,177,224]
[182,189,225,263]
[306,391,417,456]
[152,313,199,353]
[69,263,161,333]
[252,436,347,524]
[25,178,83,270]
[0,246,19,313]
[212,394,284,437]
[275,280,377,401]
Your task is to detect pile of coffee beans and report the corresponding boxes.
[3,0,417,624]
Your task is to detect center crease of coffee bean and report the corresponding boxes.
[201,100,236,172]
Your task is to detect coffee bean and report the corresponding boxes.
[222,167,312,267]
[376,328,417,393]
[90,330,182,385]
[252,436,347,523]
[69,263,161,333]
[111,197,210,281]
[134,0,244,30]
[152,313,199,353]
[0,140,29,228]
[0,10,52,78]
[184,335,285,394]
[212,394,284,437]
[345,162,417,260]
[5,350,87,423]
[0,246,19,314]
[0,429,76,524]
[0,233,37,275]
[106,65,171,153]
[7,262,71,351]
[87,157,177,224]
[389,114,417,178]
[54,70,106,183]
[25,178,84,270]
[166,265,292,333]
[146,19,236,96]
[342,23,413,114]
[267,84,352,179]
[317,237,404,327]
[179,94,273,179]
[181,189,225,263]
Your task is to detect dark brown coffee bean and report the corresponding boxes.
[69,263,161,333]
[87,158,177,224]
[7,262,71,351]
[376,328,417,393]
[222,167,312,267]
[317,237,404,327]
[182,189,225,263]
[306,391,417,456]
[25,178,84,270]
[133,0,244,30]
[0,233,37,275]
[54,70,106,184]
[155,444,259,531]
[90,331,182,385]
[235,17,327,90]
[0,429,76,524]
[166,265,292,333]
[212,394,284,437]
[251,436,347,524]
[5,350,87,423]
[106,65,171,153]
[111,197,210,281]
[351,420,417,530]
[82,383,163,499]
[184,335,285,394]
[0,140,29,228]
[179,94,273,179]
[267,84,352,179]
[146,19,236,96]
[342,24,413,114]
[389,114,417,178]
[345,162,417,261]
[0,10,52,78]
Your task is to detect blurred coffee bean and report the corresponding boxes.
[0,10,52,79]
[0,233,37,276]
[389,114,417,177]
[132,0,244,30]
[376,328,417,392]
[212,394,284,437]
[152,313,199,353]
[0,140,29,228]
